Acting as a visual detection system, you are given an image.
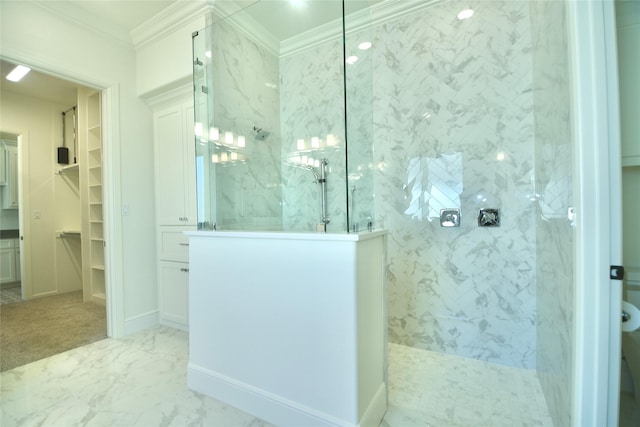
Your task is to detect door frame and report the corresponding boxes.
[2,56,124,339]
[568,0,623,425]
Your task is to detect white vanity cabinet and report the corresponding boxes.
[2,144,19,209]
[157,228,192,329]
[0,239,20,284]
[154,100,196,226]
[152,89,197,330]
[0,144,7,185]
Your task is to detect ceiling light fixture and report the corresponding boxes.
[358,41,372,50]
[6,65,31,82]
[457,8,474,20]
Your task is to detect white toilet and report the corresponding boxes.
[622,269,640,403]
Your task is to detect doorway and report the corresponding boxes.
[0,59,108,370]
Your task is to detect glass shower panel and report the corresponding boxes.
[193,0,374,233]
[344,5,375,232]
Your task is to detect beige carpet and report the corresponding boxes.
[0,290,107,372]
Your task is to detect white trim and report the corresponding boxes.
[568,0,622,425]
[603,1,623,424]
[123,310,160,336]
[30,1,133,49]
[131,0,214,50]
[188,363,379,427]
[101,85,124,338]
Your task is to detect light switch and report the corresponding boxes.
[34,210,41,219]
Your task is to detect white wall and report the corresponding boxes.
[0,1,157,332]
[135,14,207,98]
[0,90,83,296]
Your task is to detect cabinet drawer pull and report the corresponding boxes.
[179,243,189,246]
[180,268,189,272]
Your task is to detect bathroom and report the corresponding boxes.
[0,0,635,425]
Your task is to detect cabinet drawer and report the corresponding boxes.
[0,239,15,249]
[159,231,190,262]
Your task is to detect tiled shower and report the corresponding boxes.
[195,1,574,424]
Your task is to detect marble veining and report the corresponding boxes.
[371,0,538,368]
[0,326,553,426]
[199,0,575,382]
[529,1,574,425]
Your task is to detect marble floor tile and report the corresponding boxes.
[1,326,553,426]
[385,343,553,427]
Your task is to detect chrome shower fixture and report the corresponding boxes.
[253,126,270,140]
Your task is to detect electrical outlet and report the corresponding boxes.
[34,210,41,219]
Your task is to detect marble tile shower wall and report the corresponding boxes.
[210,20,283,230]
[530,1,574,425]
[279,41,349,232]
[372,1,538,368]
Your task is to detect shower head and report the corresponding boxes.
[253,126,270,141]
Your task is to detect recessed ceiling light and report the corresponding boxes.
[358,41,372,50]
[346,55,359,65]
[6,65,31,82]
[290,0,306,7]
[457,8,474,20]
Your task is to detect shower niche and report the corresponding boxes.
[187,2,386,426]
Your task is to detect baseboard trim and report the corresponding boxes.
[123,310,159,335]
[359,383,387,427]
[188,363,385,427]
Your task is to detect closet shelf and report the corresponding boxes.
[57,164,79,175]
[57,230,81,238]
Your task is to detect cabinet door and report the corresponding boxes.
[0,145,6,185]
[2,146,18,209]
[155,103,196,226]
[159,261,189,328]
[0,247,16,283]
[15,244,21,281]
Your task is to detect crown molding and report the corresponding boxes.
[30,0,133,50]
[279,0,442,58]
[210,1,280,57]
[131,0,215,50]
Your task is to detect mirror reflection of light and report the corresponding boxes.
[311,137,319,148]
[221,152,228,162]
[297,139,305,150]
[237,135,246,148]
[194,122,203,137]
[497,152,505,161]
[224,131,233,145]
[346,55,358,65]
[211,154,219,163]
[205,51,212,58]
[457,8,474,20]
[358,41,372,50]
[326,134,336,146]
[209,127,219,141]
[231,152,238,161]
